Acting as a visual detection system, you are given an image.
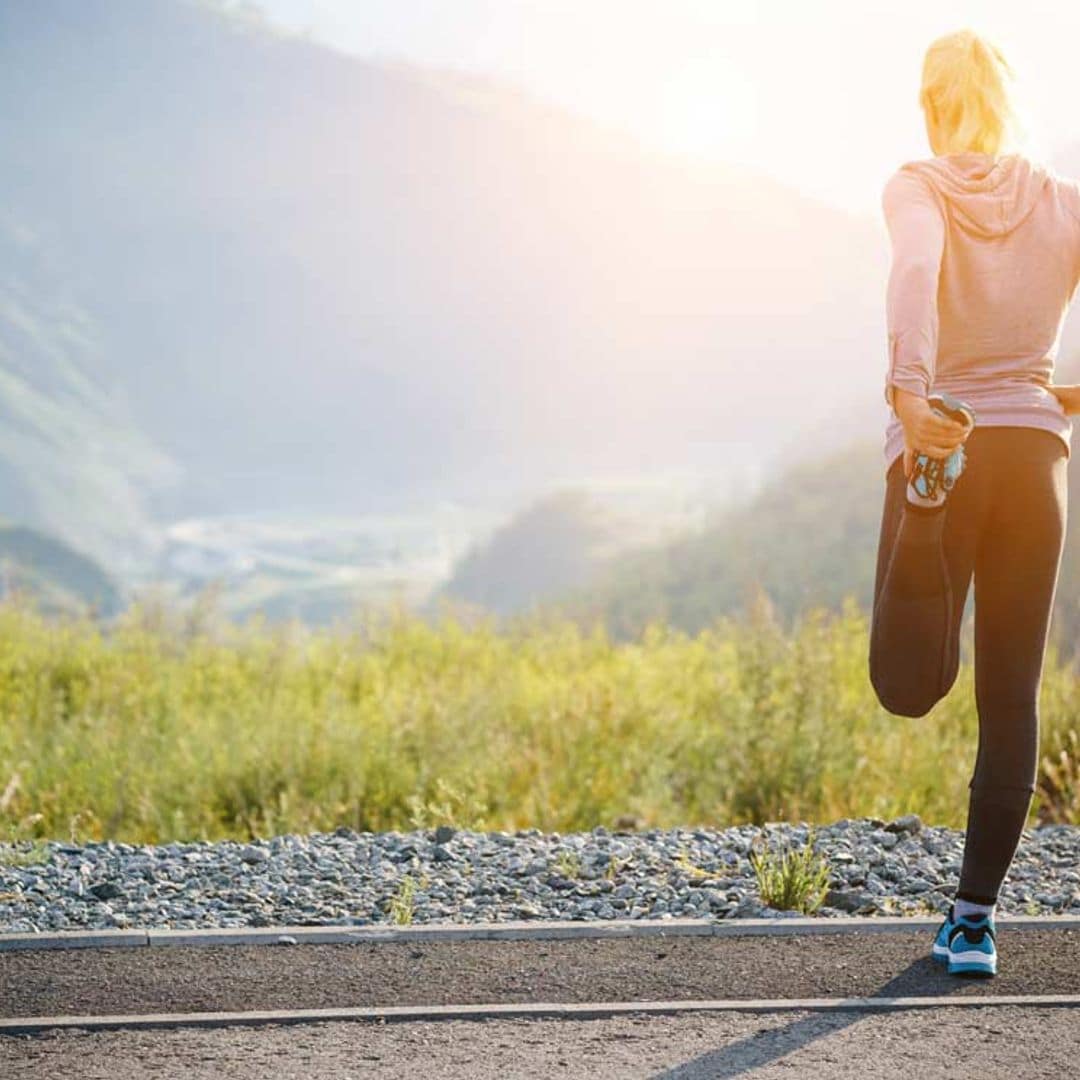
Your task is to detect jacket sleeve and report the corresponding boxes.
[1055,172,1080,302]
[881,170,946,411]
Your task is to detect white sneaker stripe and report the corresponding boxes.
[949,949,995,965]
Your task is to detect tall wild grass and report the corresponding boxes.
[1,591,1078,844]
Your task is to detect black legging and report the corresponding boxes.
[869,425,1068,903]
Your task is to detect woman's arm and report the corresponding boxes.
[881,170,968,475]
[881,169,946,411]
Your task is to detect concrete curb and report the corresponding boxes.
[4,994,1080,1035]
[2,914,1079,952]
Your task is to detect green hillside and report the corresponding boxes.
[525,438,1080,661]
[433,489,631,619]
[0,212,178,573]
[548,442,881,640]
[0,521,121,616]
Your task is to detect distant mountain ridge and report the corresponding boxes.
[2,0,1079,586]
[0,1,889,541]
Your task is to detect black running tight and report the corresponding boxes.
[869,426,1068,903]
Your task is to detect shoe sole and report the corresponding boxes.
[927,393,977,430]
[948,960,996,977]
[931,940,997,976]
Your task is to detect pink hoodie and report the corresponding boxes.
[882,150,1080,473]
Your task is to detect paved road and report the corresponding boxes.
[3,928,1078,1077]
[3,928,1080,1017]
[3,1006,1077,1078]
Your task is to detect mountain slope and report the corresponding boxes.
[554,441,884,642]
[4,0,1078,588]
[0,0,893,533]
[0,521,122,616]
[551,436,1080,661]
[0,210,179,572]
[434,489,632,619]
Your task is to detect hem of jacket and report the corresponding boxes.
[884,416,1072,474]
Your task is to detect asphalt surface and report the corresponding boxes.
[4,928,1079,1078]
[3,928,1080,1018]
[3,1007,1077,1078]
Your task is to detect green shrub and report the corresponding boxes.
[750,827,831,914]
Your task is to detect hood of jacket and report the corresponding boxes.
[899,151,1050,238]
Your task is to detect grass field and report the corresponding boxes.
[1,592,1079,845]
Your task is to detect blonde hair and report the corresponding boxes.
[919,29,1021,156]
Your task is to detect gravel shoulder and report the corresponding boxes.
[4,816,1080,935]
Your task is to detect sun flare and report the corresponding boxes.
[648,55,759,160]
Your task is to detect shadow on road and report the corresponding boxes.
[649,954,965,1079]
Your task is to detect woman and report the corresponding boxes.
[869,27,1080,977]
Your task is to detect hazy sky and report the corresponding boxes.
[255,1,1080,216]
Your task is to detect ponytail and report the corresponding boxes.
[919,29,1020,156]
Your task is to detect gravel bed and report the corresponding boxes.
[2,815,1079,933]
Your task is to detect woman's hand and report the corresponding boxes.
[1048,384,1080,415]
[891,386,971,479]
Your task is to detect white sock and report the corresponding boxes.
[954,896,995,920]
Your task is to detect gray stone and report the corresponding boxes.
[88,882,124,901]
[869,831,900,850]
[824,888,878,914]
[884,813,923,835]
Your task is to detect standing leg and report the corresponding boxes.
[957,429,1068,903]
[869,450,981,717]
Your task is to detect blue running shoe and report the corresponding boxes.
[931,903,997,977]
[908,393,976,505]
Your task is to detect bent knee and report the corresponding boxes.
[876,690,941,718]
[869,665,943,718]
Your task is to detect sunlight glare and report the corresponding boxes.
[648,54,759,161]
